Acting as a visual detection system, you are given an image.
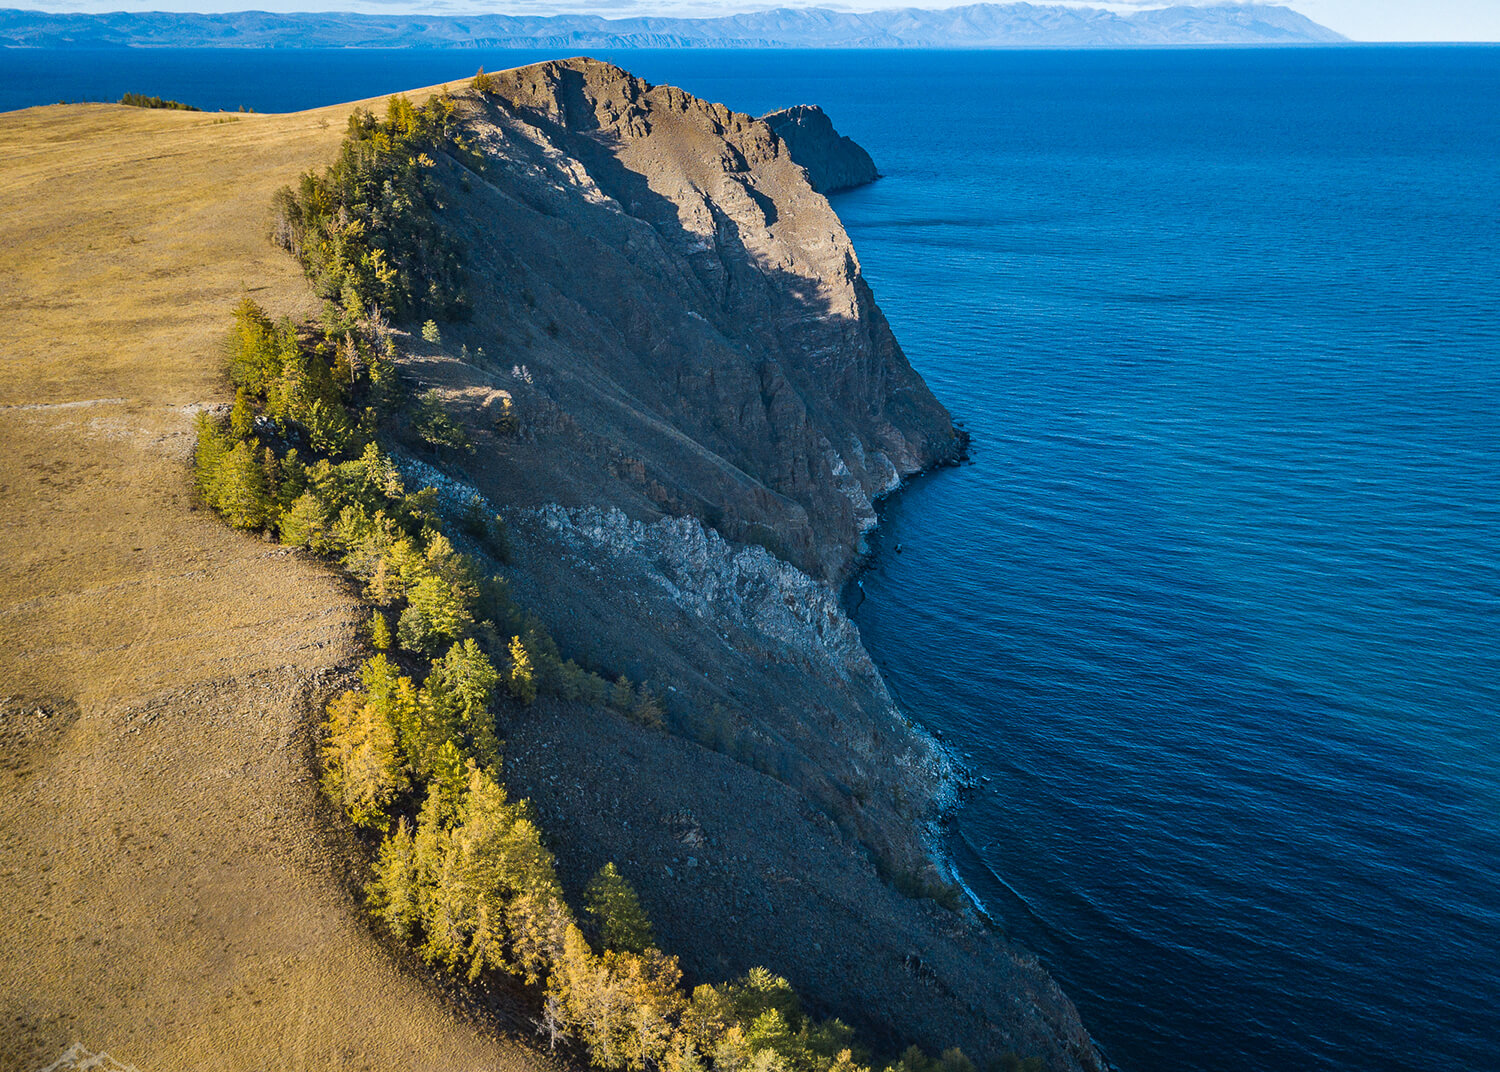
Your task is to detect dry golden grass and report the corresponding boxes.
[0,94,558,1072]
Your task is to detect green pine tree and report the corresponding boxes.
[584,861,654,954]
[370,610,393,652]
[216,440,272,530]
[508,634,537,705]
[230,387,256,439]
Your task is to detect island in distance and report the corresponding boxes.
[0,3,1347,50]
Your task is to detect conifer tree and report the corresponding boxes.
[611,674,635,711]
[321,688,408,831]
[230,387,256,439]
[508,634,537,705]
[559,659,585,701]
[632,684,664,729]
[280,490,331,550]
[260,445,281,503]
[585,862,655,955]
[614,947,687,1072]
[582,671,610,707]
[403,572,474,654]
[428,638,501,767]
[424,739,471,822]
[215,440,272,530]
[193,411,232,503]
[370,609,393,652]
[368,817,419,940]
[360,653,422,769]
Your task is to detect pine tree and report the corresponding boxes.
[216,440,272,530]
[559,659,585,701]
[508,886,570,985]
[368,817,419,940]
[582,672,610,707]
[280,490,331,550]
[584,862,654,955]
[631,684,664,729]
[427,764,522,980]
[230,387,256,439]
[260,445,281,503]
[321,688,408,831]
[611,675,635,711]
[404,572,474,653]
[370,609,393,651]
[193,411,232,505]
[428,638,501,767]
[612,947,687,1072]
[508,634,537,705]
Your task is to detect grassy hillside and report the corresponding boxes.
[0,97,560,1072]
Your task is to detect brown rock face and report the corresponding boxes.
[763,104,881,194]
[422,57,960,584]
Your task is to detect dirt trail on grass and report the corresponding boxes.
[0,98,558,1072]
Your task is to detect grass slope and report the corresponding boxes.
[0,97,558,1072]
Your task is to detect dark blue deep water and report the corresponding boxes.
[6,45,1498,1072]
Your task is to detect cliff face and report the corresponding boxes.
[763,105,880,194]
[415,57,959,585]
[401,59,1101,1071]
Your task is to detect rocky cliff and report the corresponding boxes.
[392,58,1104,1072]
[411,57,960,585]
[763,105,880,194]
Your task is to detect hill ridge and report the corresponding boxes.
[0,4,1348,50]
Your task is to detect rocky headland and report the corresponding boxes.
[399,58,1104,1070]
[0,57,1105,1072]
[763,105,880,194]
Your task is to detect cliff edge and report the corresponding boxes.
[763,104,881,194]
[0,58,1105,1072]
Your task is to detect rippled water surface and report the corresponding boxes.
[810,48,1500,1072]
[6,44,1498,1072]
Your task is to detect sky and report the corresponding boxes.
[14,0,1500,42]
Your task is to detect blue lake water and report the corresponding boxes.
[5,44,1498,1072]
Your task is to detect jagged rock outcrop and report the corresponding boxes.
[763,104,880,193]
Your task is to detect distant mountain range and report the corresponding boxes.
[0,5,1348,49]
